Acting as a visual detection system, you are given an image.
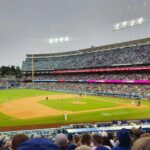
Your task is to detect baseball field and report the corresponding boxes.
[0,88,150,130]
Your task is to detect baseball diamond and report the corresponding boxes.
[0,89,150,130]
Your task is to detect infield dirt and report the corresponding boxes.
[0,94,74,119]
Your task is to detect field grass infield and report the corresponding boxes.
[0,88,150,130]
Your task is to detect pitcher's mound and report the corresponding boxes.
[72,102,86,105]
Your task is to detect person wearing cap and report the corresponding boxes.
[111,129,131,150]
[17,138,60,150]
[64,112,68,121]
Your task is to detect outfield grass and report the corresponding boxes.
[0,89,150,128]
[0,89,57,104]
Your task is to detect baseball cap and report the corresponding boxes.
[17,138,60,150]
[117,128,131,147]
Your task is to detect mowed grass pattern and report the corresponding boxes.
[0,89,150,127]
[41,97,117,111]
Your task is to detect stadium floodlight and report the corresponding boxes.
[64,36,69,42]
[113,17,145,31]
[114,24,120,30]
[59,37,64,42]
[130,20,135,26]
[49,39,54,44]
[54,38,59,43]
[122,21,127,27]
[48,36,70,44]
[138,17,144,24]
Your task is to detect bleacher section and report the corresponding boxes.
[0,78,9,89]
[22,38,150,71]
[22,38,150,99]
[0,76,19,89]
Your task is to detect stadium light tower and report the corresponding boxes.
[113,17,145,31]
[48,36,70,44]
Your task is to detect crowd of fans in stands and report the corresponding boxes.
[21,43,150,98]
[0,79,8,88]
[0,75,18,88]
[22,72,150,81]
[22,82,150,96]
[22,44,150,71]
[21,72,150,97]
[1,128,150,150]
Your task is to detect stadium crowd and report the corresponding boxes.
[22,82,150,96]
[22,72,150,81]
[22,44,150,71]
[0,79,8,88]
[1,128,150,150]
[21,43,150,99]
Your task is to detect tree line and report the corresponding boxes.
[0,66,21,78]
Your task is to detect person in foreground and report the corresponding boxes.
[131,137,150,150]
[111,129,131,150]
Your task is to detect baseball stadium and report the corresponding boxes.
[0,37,150,131]
[1,1,150,149]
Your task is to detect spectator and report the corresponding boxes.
[68,134,76,150]
[0,140,5,150]
[92,134,109,150]
[81,133,92,147]
[107,132,116,148]
[112,129,131,150]
[75,145,91,150]
[131,128,141,142]
[17,137,60,150]
[132,137,150,150]
[74,134,81,147]
[55,134,68,150]
[102,137,112,150]
[140,133,150,138]
[11,134,29,150]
